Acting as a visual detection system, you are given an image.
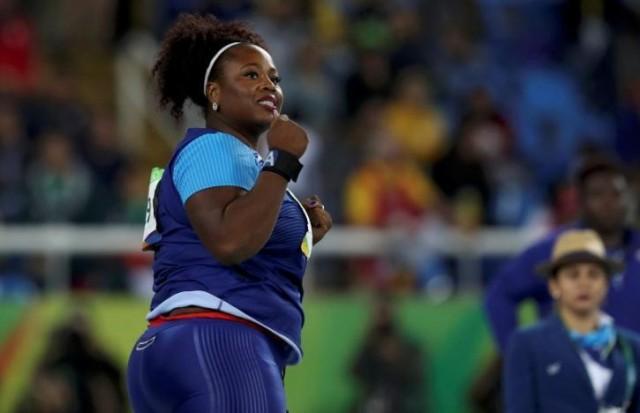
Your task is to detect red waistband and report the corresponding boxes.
[149,310,264,331]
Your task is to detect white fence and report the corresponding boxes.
[0,225,547,291]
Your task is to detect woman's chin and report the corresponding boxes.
[253,115,274,130]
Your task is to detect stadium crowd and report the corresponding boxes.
[0,0,639,294]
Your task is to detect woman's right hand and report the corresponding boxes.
[266,114,308,158]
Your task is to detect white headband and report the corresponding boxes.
[202,42,242,96]
[202,42,273,97]
[202,42,249,96]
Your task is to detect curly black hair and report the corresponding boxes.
[152,14,267,119]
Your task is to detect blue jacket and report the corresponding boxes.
[504,314,640,413]
[485,225,640,352]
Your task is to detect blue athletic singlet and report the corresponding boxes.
[141,128,313,364]
[128,128,313,412]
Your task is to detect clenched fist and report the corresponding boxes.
[266,114,308,158]
[302,195,332,245]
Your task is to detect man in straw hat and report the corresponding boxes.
[504,229,640,413]
[485,157,640,353]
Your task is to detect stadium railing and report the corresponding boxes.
[0,224,547,291]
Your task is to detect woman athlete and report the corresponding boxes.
[127,14,332,413]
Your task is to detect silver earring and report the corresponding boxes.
[212,102,218,111]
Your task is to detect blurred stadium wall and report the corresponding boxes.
[0,295,495,413]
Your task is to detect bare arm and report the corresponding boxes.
[186,114,308,265]
[185,171,289,265]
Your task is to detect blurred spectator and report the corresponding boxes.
[22,64,91,142]
[468,356,503,413]
[431,25,501,119]
[397,217,454,298]
[512,66,610,188]
[489,163,544,228]
[386,8,429,74]
[477,0,576,66]
[0,0,636,299]
[456,87,512,156]
[17,311,127,413]
[347,0,393,52]
[431,124,491,229]
[549,178,580,227]
[344,50,392,117]
[485,155,640,353]
[344,122,439,229]
[457,87,544,227]
[84,111,126,193]
[0,0,38,93]
[383,67,448,165]
[29,0,115,53]
[284,40,340,132]
[309,0,346,47]
[0,100,27,222]
[26,131,92,222]
[111,162,149,224]
[350,294,427,413]
[122,251,154,298]
[615,79,640,165]
[287,124,325,198]
[250,0,310,81]
[344,107,440,288]
[503,230,640,413]
[82,111,127,221]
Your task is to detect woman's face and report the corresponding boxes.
[213,45,283,131]
[549,262,609,316]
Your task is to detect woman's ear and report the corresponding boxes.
[206,82,220,105]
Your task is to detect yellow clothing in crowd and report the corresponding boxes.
[384,101,447,163]
[344,160,439,227]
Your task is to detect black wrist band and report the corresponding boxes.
[262,149,303,182]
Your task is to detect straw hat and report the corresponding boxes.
[536,229,624,277]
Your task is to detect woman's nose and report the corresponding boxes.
[260,75,277,91]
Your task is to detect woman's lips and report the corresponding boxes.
[258,100,277,111]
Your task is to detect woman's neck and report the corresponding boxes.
[206,114,260,149]
[559,307,599,334]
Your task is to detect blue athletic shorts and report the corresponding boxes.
[127,318,289,412]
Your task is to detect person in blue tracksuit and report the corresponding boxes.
[485,159,640,353]
[504,229,640,413]
[126,14,332,413]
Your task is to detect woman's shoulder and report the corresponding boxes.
[175,129,261,170]
[185,130,256,153]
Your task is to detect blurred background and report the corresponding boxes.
[0,0,639,412]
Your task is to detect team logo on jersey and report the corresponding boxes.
[142,167,164,251]
[301,232,312,258]
[254,152,264,167]
[135,336,156,351]
[264,150,276,167]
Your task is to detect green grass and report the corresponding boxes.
[0,297,69,413]
[0,301,27,343]
[0,294,495,413]
[286,295,493,413]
